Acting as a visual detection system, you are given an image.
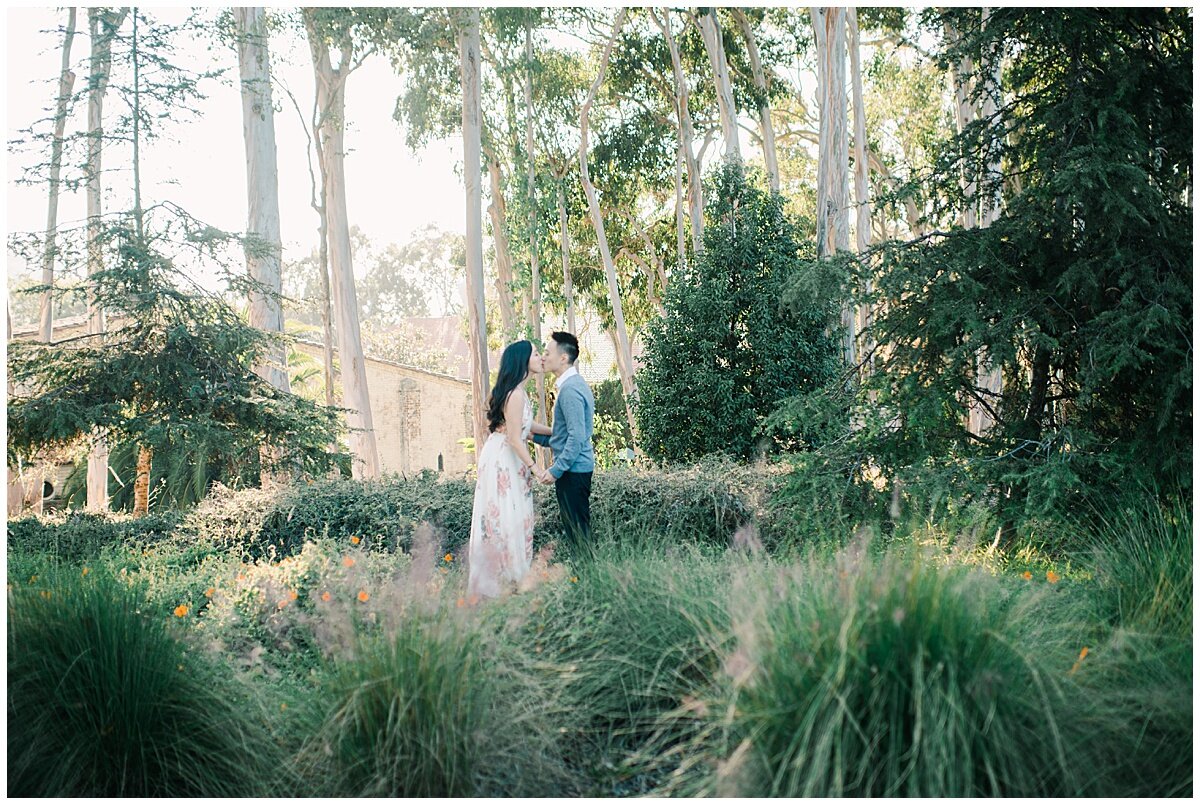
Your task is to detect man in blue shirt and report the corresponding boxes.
[532,331,596,553]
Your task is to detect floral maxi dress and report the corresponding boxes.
[467,397,535,598]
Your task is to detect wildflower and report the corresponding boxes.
[350,536,361,545]
[40,590,52,600]
[1021,571,1032,581]
[29,575,37,584]
[1069,646,1090,675]
[1046,570,1060,584]
[321,591,331,602]
[81,567,90,577]
[280,703,288,712]
[343,556,356,568]
[174,604,189,617]
[277,599,289,610]
[444,553,454,563]
[357,590,370,602]
[456,597,466,608]
[289,590,298,600]
[204,587,215,598]
[570,576,579,584]
[237,573,246,582]
[178,664,184,671]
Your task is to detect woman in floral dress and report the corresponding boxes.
[467,340,551,598]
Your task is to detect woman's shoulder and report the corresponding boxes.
[504,387,528,406]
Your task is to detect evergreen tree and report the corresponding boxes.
[636,164,839,462]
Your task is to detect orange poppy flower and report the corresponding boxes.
[357,590,370,602]
[444,553,454,563]
[350,536,361,545]
[289,590,298,600]
[174,604,189,617]
[1021,571,1032,580]
[1046,570,1061,584]
[204,587,216,598]
[81,567,90,577]
[321,591,331,602]
[343,556,356,568]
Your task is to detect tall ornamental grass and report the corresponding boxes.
[7,567,277,797]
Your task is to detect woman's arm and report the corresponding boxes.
[504,391,540,471]
[530,422,553,437]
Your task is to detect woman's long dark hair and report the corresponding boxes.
[487,340,533,432]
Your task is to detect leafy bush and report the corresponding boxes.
[6,509,182,560]
[635,164,839,462]
[7,567,278,796]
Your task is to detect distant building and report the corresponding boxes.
[291,340,474,477]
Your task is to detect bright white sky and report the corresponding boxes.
[6,6,466,300]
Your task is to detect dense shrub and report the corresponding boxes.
[7,567,278,796]
[635,164,839,463]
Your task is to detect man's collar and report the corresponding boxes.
[556,364,579,389]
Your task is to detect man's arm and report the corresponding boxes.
[547,387,585,478]
[532,430,551,447]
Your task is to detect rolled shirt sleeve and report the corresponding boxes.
[532,432,551,448]
[548,388,585,479]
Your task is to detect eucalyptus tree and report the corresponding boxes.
[39,8,78,345]
[234,7,289,396]
[301,7,381,478]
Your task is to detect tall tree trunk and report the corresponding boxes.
[945,17,978,229]
[848,8,873,371]
[485,155,518,337]
[460,8,491,454]
[971,6,1004,434]
[731,9,778,192]
[305,14,380,479]
[524,20,548,459]
[812,7,853,364]
[40,8,77,344]
[235,7,289,396]
[697,8,742,164]
[556,177,576,334]
[606,326,639,439]
[85,7,127,512]
[580,10,638,422]
[132,444,151,517]
[653,8,704,255]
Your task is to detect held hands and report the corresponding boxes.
[534,465,555,485]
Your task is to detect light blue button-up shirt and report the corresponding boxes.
[532,366,595,478]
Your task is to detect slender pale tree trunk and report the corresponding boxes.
[524,21,548,458]
[85,8,126,511]
[556,176,576,334]
[235,7,289,396]
[732,9,779,192]
[945,17,979,229]
[812,7,853,364]
[653,8,704,255]
[130,10,153,516]
[697,8,741,164]
[580,9,638,437]
[848,8,873,371]
[305,14,380,478]
[485,155,518,337]
[460,8,491,454]
[972,6,1004,434]
[40,8,77,344]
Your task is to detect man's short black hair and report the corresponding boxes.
[551,331,579,364]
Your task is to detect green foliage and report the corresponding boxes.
[7,214,345,489]
[704,550,1082,796]
[522,543,730,794]
[833,8,1193,528]
[5,484,1190,798]
[7,567,278,796]
[635,165,839,462]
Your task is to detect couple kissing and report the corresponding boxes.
[466,331,595,599]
